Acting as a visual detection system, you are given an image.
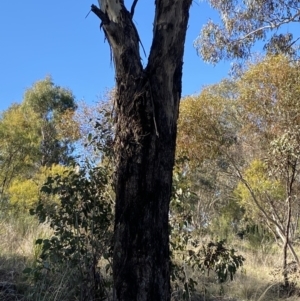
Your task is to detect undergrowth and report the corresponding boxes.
[0,209,299,301]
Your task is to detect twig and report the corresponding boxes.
[85,9,92,19]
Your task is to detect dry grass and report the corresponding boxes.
[187,240,300,301]
[0,213,51,300]
[1,213,300,301]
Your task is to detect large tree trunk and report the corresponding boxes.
[91,1,192,300]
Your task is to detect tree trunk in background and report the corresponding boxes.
[91,1,192,300]
[283,197,291,288]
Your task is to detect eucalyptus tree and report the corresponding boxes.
[90,1,192,300]
[176,81,241,233]
[23,76,77,166]
[177,55,300,287]
[196,0,300,63]
[234,55,300,286]
[0,104,40,195]
[0,77,77,197]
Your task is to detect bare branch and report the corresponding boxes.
[238,10,300,42]
[130,0,139,18]
[287,37,300,50]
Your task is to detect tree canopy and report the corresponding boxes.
[0,77,77,206]
[195,0,300,63]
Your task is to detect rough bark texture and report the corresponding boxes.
[91,1,192,300]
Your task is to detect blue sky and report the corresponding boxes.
[0,1,230,112]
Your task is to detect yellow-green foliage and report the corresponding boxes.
[8,178,39,209]
[0,104,41,191]
[237,55,300,138]
[177,80,237,166]
[8,164,73,210]
[39,163,73,180]
[235,160,285,221]
[0,77,77,198]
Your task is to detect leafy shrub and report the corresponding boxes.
[188,240,245,282]
[170,166,245,300]
[25,164,113,300]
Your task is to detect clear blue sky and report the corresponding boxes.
[0,1,230,112]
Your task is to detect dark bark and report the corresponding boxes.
[282,196,291,287]
[91,1,192,300]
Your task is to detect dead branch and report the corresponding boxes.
[91,4,109,24]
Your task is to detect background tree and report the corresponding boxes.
[8,164,73,210]
[0,77,77,207]
[90,1,192,300]
[0,104,40,195]
[22,76,77,166]
[72,91,115,163]
[176,80,242,236]
[177,80,238,165]
[177,56,300,288]
[233,55,300,286]
[195,0,300,63]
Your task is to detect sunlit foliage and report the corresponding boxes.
[196,0,300,63]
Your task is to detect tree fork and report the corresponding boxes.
[91,1,192,300]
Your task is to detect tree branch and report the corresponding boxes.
[130,0,139,18]
[91,4,109,24]
[238,10,300,42]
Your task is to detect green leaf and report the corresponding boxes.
[36,239,43,245]
[22,267,32,274]
[41,185,51,194]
